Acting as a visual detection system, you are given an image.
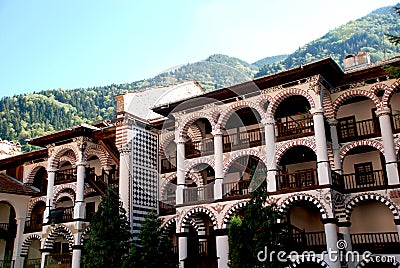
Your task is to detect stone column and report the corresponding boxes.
[12,217,25,268]
[311,108,331,185]
[71,245,83,268]
[118,144,131,218]
[322,218,340,268]
[177,233,188,267]
[74,141,87,221]
[175,138,186,205]
[262,116,277,192]
[40,251,50,268]
[328,119,342,173]
[44,169,56,221]
[215,229,229,268]
[376,108,399,185]
[212,129,224,200]
[395,219,400,239]
[338,222,355,268]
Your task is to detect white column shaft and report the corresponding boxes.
[71,249,81,268]
[263,118,277,192]
[44,171,56,221]
[216,235,229,268]
[213,132,224,199]
[74,164,86,220]
[12,218,25,268]
[176,142,186,205]
[312,110,330,185]
[178,236,188,267]
[119,151,131,217]
[324,222,340,268]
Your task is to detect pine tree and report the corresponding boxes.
[124,211,177,268]
[385,7,400,78]
[82,188,131,268]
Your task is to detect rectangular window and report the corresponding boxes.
[354,162,374,185]
[338,116,357,142]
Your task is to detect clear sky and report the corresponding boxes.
[0,0,399,98]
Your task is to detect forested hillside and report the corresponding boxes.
[1,4,400,151]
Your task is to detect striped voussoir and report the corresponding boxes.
[43,225,75,251]
[80,225,91,245]
[20,234,41,256]
[180,206,217,232]
[222,201,248,228]
[279,194,328,219]
[345,193,400,221]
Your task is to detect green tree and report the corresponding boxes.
[228,181,288,268]
[384,7,400,78]
[82,188,131,268]
[124,211,177,268]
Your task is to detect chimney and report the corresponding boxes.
[343,51,371,70]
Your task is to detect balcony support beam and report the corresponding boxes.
[376,108,399,185]
[213,129,224,200]
[262,117,277,192]
[311,108,331,185]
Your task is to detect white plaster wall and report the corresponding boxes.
[290,206,324,232]
[342,151,382,174]
[350,201,396,233]
[27,239,41,259]
[337,99,376,121]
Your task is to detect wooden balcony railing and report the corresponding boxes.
[159,201,176,216]
[276,117,314,142]
[0,223,9,232]
[24,258,41,268]
[331,170,344,191]
[161,156,177,173]
[351,232,400,254]
[342,170,386,192]
[24,220,42,233]
[290,230,326,253]
[0,260,14,268]
[186,138,214,159]
[55,168,76,184]
[44,253,72,266]
[223,128,264,152]
[183,184,214,204]
[338,118,380,143]
[49,206,74,224]
[222,180,250,199]
[276,169,317,191]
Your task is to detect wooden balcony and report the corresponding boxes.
[186,138,214,159]
[184,240,217,268]
[338,118,380,143]
[55,168,76,185]
[342,170,386,192]
[44,253,72,267]
[159,201,176,216]
[0,260,14,268]
[276,117,314,142]
[223,128,264,152]
[183,184,214,204]
[161,156,176,173]
[276,169,317,191]
[24,220,42,233]
[222,180,250,199]
[351,232,400,254]
[289,225,326,253]
[48,206,74,224]
[0,222,16,240]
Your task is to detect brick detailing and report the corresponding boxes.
[185,157,215,175]
[161,216,177,232]
[322,89,335,120]
[339,140,384,161]
[222,200,248,228]
[84,143,111,168]
[20,234,41,256]
[159,132,175,156]
[27,197,46,218]
[48,145,79,170]
[345,193,400,221]
[178,112,216,138]
[381,79,400,109]
[24,163,47,184]
[223,149,267,173]
[80,225,91,245]
[216,100,266,129]
[276,138,317,165]
[267,88,316,116]
[116,123,130,147]
[180,206,217,232]
[332,89,381,118]
[326,143,335,169]
[160,173,177,199]
[279,194,328,219]
[255,94,273,115]
[43,224,75,250]
[52,185,76,206]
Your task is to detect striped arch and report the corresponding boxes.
[216,100,266,129]
[222,200,248,228]
[59,153,76,166]
[180,206,218,232]
[48,145,79,169]
[159,132,175,156]
[266,88,316,116]
[27,197,46,218]
[255,94,273,114]
[20,234,41,256]
[332,89,381,118]
[161,216,177,231]
[52,185,76,206]
[279,194,329,219]
[186,172,204,187]
[381,79,400,109]
[289,256,328,267]
[24,162,47,184]
[276,138,317,165]
[357,255,399,267]
[322,88,335,120]
[80,225,91,245]
[208,106,223,122]
[160,173,177,199]
[223,149,267,173]
[188,123,204,142]
[53,190,75,206]
[84,187,96,197]
[177,112,216,138]
[345,193,400,221]
[84,143,110,168]
[43,224,75,251]
[339,140,384,161]
[185,158,215,175]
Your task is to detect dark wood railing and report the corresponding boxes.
[55,168,76,184]
[223,128,264,152]
[342,170,386,192]
[159,201,176,216]
[161,156,177,173]
[276,117,314,142]
[45,253,72,266]
[186,138,214,159]
[24,258,41,268]
[276,169,317,191]
[183,184,214,204]
[290,229,326,253]
[0,260,14,268]
[24,220,42,233]
[338,118,379,143]
[49,206,74,224]
[351,232,399,254]
[393,113,400,133]
[0,223,9,232]
[222,180,250,199]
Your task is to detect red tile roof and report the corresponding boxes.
[0,174,38,195]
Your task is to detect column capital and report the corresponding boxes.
[337,221,351,227]
[375,107,392,117]
[211,129,224,136]
[214,228,229,236]
[310,107,325,116]
[174,137,188,144]
[261,117,275,126]
[76,161,87,167]
[327,118,338,126]
[47,168,58,173]
[321,217,338,224]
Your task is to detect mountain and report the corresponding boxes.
[255,4,400,77]
[1,4,400,151]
